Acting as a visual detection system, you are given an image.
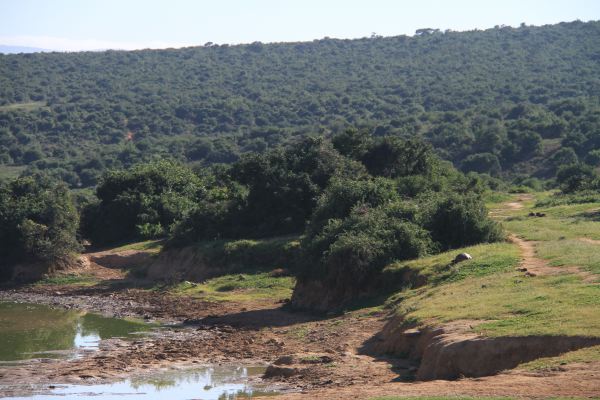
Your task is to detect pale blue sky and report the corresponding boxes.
[1,0,599,51]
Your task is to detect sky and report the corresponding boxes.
[0,0,599,51]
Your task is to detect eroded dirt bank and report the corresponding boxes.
[1,236,600,399]
[368,316,600,380]
[2,284,600,399]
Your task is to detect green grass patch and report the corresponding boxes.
[482,191,513,207]
[187,235,301,272]
[536,239,600,277]
[502,201,600,241]
[110,239,164,253]
[392,266,600,337]
[0,101,47,112]
[36,274,99,286]
[0,165,26,180]
[520,345,600,371]
[169,272,295,302]
[384,242,520,286]
[387,197,600,337]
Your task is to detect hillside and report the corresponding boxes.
[1,20,600,186]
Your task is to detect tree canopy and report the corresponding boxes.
[0,21,599,186]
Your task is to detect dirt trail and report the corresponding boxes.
[508,234,557,277]
[578,237,600,245]
[77,254,126,280]
[504,193,533,210]
[488,193,532,219]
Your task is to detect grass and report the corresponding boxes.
[384,242,520,286]
[0,165,26,180]
[110,239,164,253]
[386,192,600,341]
[168,272,295,302]
[187,235,301,271]
[482,191,513,207]
[520,345,600,371]
[502,202,600,242]
[35,274,99,286]
[537,239,600,276]
[0,101,47,112]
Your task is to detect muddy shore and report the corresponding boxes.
[0,283,393,398]
[1,282,600,399]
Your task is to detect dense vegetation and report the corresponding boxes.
[73,133,503,307]
[0,175,79,281]
[1,20,600,188]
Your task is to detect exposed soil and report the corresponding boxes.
[1,241,600,398]
[578,237,600,245]
[509,234,597,283]
[503,193,533,211]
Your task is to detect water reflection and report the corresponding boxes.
[6,366,276,400]
[0,302,150,361]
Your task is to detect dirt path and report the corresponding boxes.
[508,234,558,277]
[509,232,597,283]
[578,237,600,245]
[488,193,532,219]
[504,193,533,210]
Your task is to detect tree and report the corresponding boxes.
[81,160,205,246]
[361,138,437,178]
[0,175,80,281]
[461,153,501,175]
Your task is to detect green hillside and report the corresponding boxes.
[0,20,599,186]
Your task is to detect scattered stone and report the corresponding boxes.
[403,328,422,337]
[263,365,298,378]
[274,355,296,365]
[268,268,289,277]
[452,253,473,264]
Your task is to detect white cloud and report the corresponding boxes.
[0,35,197,51]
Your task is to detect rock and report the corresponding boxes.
[525,271,537,277]
[274,355,296,365]
[268,268,289,277]
[403,328,422,337]
[452,253,472,264]
[263,365,298,378]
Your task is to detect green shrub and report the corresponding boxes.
[424,194,504,250]
[0,175,80,281]
[303,204,433,284]
[81,160,205,246]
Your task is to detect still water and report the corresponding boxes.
[0,301,150,362]
[5,366,275,399]
[0,302,278,399]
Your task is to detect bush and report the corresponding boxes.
[424,194,504,250]
[461,153,501,175]
[556,164,599,193]
[0,175,80,281]
[303,204,433,284]
[361,138,437,178]
[81,160,204,246]
[305,177,398,238]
